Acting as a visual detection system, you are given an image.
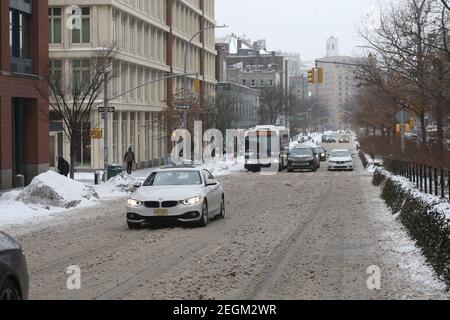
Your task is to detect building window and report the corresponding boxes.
[251,79,256,87]
[72,7,90,44]
[49,60,63,89]
[260,79,265,87]
[242,79,247,86]
[49,8,62,44]
[9,9,30,58]
[72,60,91,94]
[269,80,274,87]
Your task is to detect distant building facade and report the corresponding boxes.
[0,0,49,189]
[310,37,357,128]
[216,82,260,129]
[226,62,281,89]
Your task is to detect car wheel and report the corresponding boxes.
[127,221,141,230]
[0,279,21,301]
[218,196,225,219]
[197,201,209,227]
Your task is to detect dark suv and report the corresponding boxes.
[287,147,319,172]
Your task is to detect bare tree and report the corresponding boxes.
[258,85,287,125]
[213,88,241,133]
[357,0,436,144]
[38,45,118,178]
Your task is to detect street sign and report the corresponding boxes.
[177,105,192,111]
[290,115,306,121]
[396,110,410,124]
[98,107,115,113]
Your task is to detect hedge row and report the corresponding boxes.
[374,169,450,290]
[359,150,369,168]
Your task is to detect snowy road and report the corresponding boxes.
[7,143,449,300]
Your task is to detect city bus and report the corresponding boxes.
[244,125,290,172]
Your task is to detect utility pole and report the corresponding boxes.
[103,71,109,182]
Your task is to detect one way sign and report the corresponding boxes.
[98,107,116,113]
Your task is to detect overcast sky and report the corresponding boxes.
[215,0,392,61]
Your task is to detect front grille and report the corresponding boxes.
[162,201,178,208]
[144,201,160,208]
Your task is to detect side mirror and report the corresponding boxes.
[133,182,142,188]
[206,180,218,187]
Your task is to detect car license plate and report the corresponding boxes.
[154,209,168,216]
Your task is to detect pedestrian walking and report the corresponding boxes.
[124,147,136,175]
[57,157,70,177]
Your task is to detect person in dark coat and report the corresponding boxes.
[124,147,136,175]
[57,157,70,177]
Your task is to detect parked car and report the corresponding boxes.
[339,135,350,143]
[321,135,329,143]
[126,166,225,229]
[287,147,319,172]
[328,149,354,171]
[318,147,327,161]
[326,136,337,143]
[0,232,29,300]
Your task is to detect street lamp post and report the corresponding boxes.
[182,24,228,129]
[103,70,109,182]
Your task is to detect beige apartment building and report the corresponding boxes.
[48,0,216,171]
[309,37,357,129]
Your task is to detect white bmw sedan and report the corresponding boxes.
[126,166,225,229]
[328,149,354,171]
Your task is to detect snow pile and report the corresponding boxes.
[0,171,98,227]
[200,156,245,177]
[17,171,98,209]
[94,173,140,198]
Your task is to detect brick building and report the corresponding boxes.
[0,0,49,190]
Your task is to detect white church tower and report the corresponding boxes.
[326,36,339,57]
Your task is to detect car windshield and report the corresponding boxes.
[291,148,313,156]
[331,151,351,157]
[143,170,202,186]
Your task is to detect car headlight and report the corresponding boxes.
[181,196,201,206]
[127,199,143,207]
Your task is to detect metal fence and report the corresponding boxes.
[384,159,450,201]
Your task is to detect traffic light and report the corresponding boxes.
[308,68,315,84]
[317,67,324,84]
